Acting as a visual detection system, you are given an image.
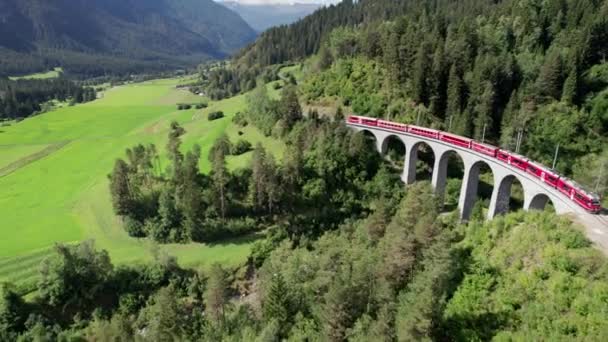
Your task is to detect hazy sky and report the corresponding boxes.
[217,0,341,4]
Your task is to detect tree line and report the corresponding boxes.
[0,78,96,120]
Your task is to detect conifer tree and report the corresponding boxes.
[445,64,463,130]
[263,272,291,333]
[562,63,579,105]
[212,149,229,221]
[205,264,228,326]
[109,159,133,217]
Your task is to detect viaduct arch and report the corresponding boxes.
[347,123,580,220]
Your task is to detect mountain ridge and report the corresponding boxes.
[0,0,257,76]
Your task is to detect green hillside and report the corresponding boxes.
[0,78,284,293]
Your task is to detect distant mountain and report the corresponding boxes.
[0,0,257,76]
[219,1,323,32]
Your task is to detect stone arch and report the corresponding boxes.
[380,134,406,159]
[403,141,436,184]
[527,193,555,212]
[459,160,495,220]
[356,129,381,153]
[433,149,466,210]
[489,174,525,218]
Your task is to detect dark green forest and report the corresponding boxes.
[0,78,96,120]
[2,0,608,340]
[223,0,608,198]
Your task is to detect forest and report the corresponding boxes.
[0,78,96,120]
[222,0,608,200]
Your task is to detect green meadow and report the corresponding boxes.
[9,67,63,81]
[0,78,285,292]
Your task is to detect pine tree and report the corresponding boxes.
[158,185,180,233]
[411,42,432,106]
[281,86,302,129]
[263,273,291,332]
[166,121,186,172]
[109,159,133,217]
[445,64,463,130]
[473,82,495,141]
[537,50,564,100]
[249,144,267,211]
[212,150,229,221]
[429,43,447,118]
[205,264,228,325]
[561,63,579,105]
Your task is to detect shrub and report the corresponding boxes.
[123,216,146,238]
[177,104,192,110]
[208,111,225,121]
[232,139,252,155]
[195,103,208,109]
[232,112,248,126]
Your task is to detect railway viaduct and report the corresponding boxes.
[346,122,590,221]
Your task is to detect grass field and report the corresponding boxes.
[0,77,285,292]
[9,67,63,80]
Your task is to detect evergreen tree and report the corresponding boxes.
[166,121,186,172]
[537,50,564,100]
[146,285,185,341]
[212,149,229,221]
[205,264,228,325]
[263,273,292,336]
[280,86,303,129]
[429,43,447,118]
[473,82,495,141]
[561,63,579,105]
[109,159,133,217]
[411,42,432,106]
[445,64,464,130]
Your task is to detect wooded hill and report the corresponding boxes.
[0,0,257,77]
[225,0,608,199]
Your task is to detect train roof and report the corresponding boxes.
[561,177,601,200]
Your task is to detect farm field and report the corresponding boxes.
[0,77,285,293]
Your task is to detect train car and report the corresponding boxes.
[347,116,361,124]
[378,120,407,132]
[525,162,560,188]
[439,133,472,148]
[557,178,602,213]
[497,150,528,171]
[361,116,379,127]
[471,141,498,157]
[408,125,440,139]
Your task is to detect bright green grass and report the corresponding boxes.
[9,67,63,81]
[0,76,284,292]
[0,144,49,169]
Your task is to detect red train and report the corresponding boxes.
[348,115,602,213]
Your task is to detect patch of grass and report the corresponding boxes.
[9,67,63,80]
[0,144,49,169]
[0,77,282,293]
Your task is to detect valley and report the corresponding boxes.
[0,77,285,294]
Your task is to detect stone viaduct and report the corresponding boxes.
[346,122,590,220]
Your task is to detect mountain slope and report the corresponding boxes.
[0,0,257,76]
[219,1,323,32]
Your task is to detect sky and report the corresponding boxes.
[217,0,341,5]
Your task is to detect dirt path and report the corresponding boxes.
[0,141,70,178]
